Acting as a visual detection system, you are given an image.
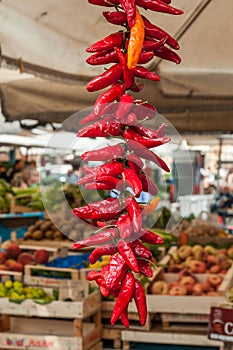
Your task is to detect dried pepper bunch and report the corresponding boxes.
[73,0,183,327]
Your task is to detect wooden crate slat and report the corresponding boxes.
[0,312,101,350]
[0,270,22,282]
[0,291,100,319]
[0,333,82,350]
[24,264,79,288]
[121,330,224,350]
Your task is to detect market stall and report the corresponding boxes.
[0,0,233,349]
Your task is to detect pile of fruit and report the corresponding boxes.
[23,217,87,242]
[150,271,223,296]
[167,244,233,275]
[184,221,225,238]
[0,280,56,301]
[0,243,50,273]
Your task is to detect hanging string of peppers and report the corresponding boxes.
[73,0,183,327]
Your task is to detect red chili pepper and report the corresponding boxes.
[88,0,119,7]
[134,279,147,326]
[120,112,138,125]
[116,213,133,239]
[87,175,123,190]
[81,143,124,161]
[105,254,128,290]
[126,197,142,232]
[124,128,169,148]
[138,51,154,64]
[87,271,111,297]
[103,11,127,26]
[140,228,164,245]
[79,162,124,184]
[137,172,158,195]
[86,32,124,53]
[142,36,168,51]
[73,228,118,249]
[119,0,136,28]
[115,94,134,120]
[142,15,179,50]
[86,50,119,65]
[96,219,117,228]
[137,259,153,277]
[89,245,118,264]
[126,153,144,172]
[86,64,123,92]
[73,198,123,220]
[121,307,130,328]
[130,239,152,260]
[80,103,118,126]
[118,239,139,272]
[153,46,181,64]
[111,272,135,325]
[132,123,167,139]
[114,47,135,89]
[133,66,160,82]
[136,0,183,15]
[84,182,114,190]
[93,83,126,116]
[78,121,122,137]
[86,271,102,281]
[133,100,156,120]
[127,139,170,172]
[123,168,142,197]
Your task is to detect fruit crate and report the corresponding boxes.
[0,310,102,350]
[146,265,233,315]
[0,270,22,283]
[121,330,224,350]
[24,264,80,289]
[160,313,210,332]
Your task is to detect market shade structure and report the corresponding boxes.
[0,0,233,132]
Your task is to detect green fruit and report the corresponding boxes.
[26,293,33,299]
[5,280,13,289]
[13,281,23,291]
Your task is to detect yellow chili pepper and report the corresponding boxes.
[127,7,145,70]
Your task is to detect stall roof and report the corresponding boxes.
[0,0,233,132]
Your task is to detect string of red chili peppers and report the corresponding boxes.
[73,0,183,327]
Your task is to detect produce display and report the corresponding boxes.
[0,280,57,301]
[22,215,89,242]
[150,272,223,296]
[183,220,226,238]
[72,0,184,328]
[0,179,13,212]
[167,244,233,275]
[0,243,50,273]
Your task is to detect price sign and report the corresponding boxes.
[208,306,233,343]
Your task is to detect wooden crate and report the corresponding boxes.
[146,266,233,315]
[121,330,224,350]
[102,326,122,350]
[161,313,210,333]
[16,239,75,250]
[10,195,34,214]
[24,264,80,289]
[0,270,22,282]
[0,290,101,319]
[0,312,101,350]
